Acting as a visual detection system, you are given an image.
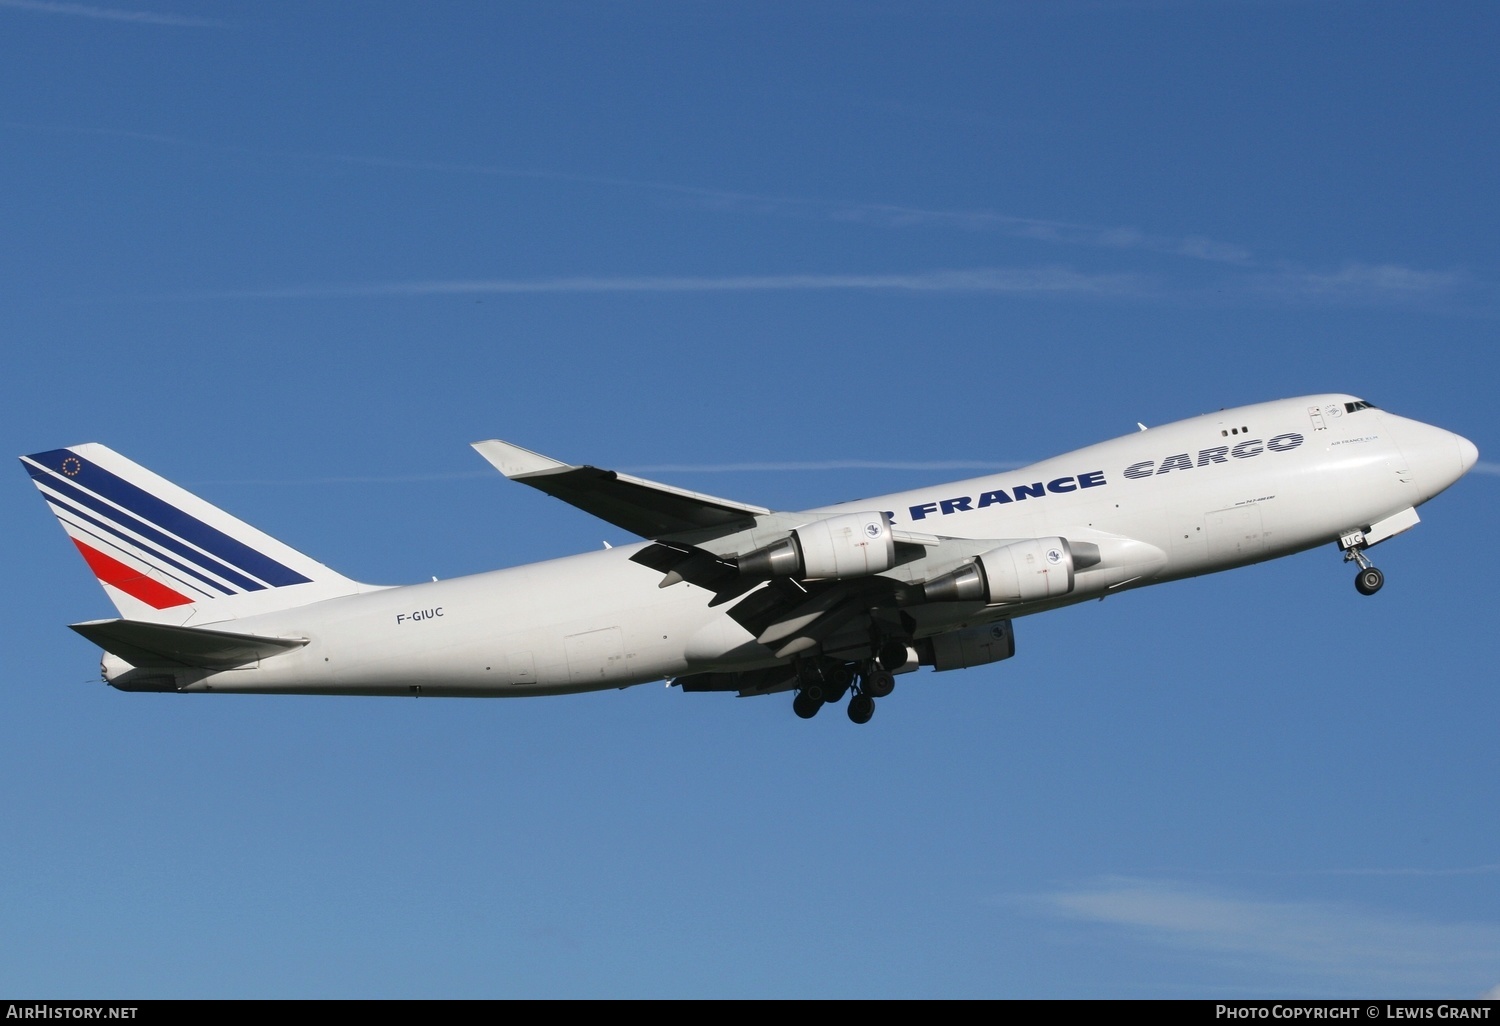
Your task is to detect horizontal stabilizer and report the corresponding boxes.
[472,439,772,539]
[70,618,307,670]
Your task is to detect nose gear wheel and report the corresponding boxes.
[1343,543,1385,596]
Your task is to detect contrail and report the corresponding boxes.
[627,460,1024,473]
[163,267,1148,301]
[0,0,227,26]
[199,459,1027,486]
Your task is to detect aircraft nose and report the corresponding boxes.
[1457,433,1479,475]
[1385,415,1477,501]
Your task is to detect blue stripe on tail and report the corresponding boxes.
[24,449,312,589]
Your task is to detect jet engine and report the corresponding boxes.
[920,620,1016,671]
[922,537,1076,605]
[736,511,896,580]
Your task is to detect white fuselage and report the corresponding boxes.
[152,394,1474,697]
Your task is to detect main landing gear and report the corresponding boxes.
[1342,542,1385,596]
[792,690,824,719]
[791,658,899,724]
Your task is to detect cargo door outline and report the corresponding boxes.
[1206,506,1265,562]
[565,627,624,684]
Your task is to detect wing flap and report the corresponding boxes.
[472,439,770,539]
[70,618,308,669]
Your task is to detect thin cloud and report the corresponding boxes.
[1246,262,1473,302]
[199,472,495,486]
[315,151,728,200]
[291,153,1493,310]
[1301,263,1470,295]
[1471,461,1500,477]
[1027,876,1500,993]
[0,0,227,26]
[1210,862,1500,879]
[159,261,1495,314]
[783,199,1254,264]
[10,124,1484,312]
[164,267,1152,301]
[6,124,1252,268]
[314,153,1256,265]
[0,120,188,145]
[627,460,1026,473]
[202,460,1028,485]
[1311,864,1500,878]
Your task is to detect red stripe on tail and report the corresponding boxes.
[72,539,193,609]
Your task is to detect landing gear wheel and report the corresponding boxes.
[847,693,875,724]
[792,692,824,719]
[1343,542,1383,597]
[863,669,895,699]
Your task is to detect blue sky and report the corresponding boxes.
[3,0,1497,999]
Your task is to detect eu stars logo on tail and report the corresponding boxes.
[19,393,1479,724]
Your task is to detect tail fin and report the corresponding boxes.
[21,444,366,624]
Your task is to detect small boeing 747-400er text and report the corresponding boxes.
[21,394,1479,724]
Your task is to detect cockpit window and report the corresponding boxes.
[1344,400,1378,413]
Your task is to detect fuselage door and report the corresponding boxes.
[565,627,625,684]
[1206,506,1266,563]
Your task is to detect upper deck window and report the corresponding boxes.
[1344,400,1378,413]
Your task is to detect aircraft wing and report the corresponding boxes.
[71,618,308,669]
[472,439,774,539]
[472,441,1011,661]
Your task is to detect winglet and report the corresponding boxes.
[471,439,571,479]
[470,439,773,539]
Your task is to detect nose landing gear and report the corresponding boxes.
[1355,565,1384,595]
[1342,538,1385,596]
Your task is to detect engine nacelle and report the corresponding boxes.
[922,537,1076,605]
[737,511,897,580]
[922,620,1016,671]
